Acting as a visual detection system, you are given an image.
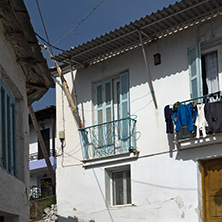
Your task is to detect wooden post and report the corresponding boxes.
[29,105,56,187]
[42,45,83,128]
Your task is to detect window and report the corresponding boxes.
[189,43,219,99]
[105,165,131,207]
[38,128,50,160]
[0,80,16,176]
[40,177,54,198]
[93,72,130,157]
[95,72,129,124]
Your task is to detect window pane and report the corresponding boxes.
[121,75,128,100]
[97,110,103,147]
[105,82,111,105]
[192,79,198,98]
[106,108,112,145]
[190,48,197,78]
[117,82,120,120]
[126,171,131,204]
[97,85,102,108]
[98,110,103,124]
[204,51,219,94]
[113,172,124,205]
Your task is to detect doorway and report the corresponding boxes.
[202,158,222,222]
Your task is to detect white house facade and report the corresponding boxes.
[0,1,54,222]
[54,0,222,221]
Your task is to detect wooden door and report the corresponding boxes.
[202,158,222,222]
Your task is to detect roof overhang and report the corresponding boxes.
[0,0,54,105]
[54,0,222,69]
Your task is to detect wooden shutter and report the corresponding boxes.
[188,43,203,99]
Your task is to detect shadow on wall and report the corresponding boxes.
[58,216,95,222]
[57,216,78,222]
[175,143,222,162]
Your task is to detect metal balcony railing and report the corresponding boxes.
[29,149,55,162]
[79,117,137,160]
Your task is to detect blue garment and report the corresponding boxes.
[172,104,197,133]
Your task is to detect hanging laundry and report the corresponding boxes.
[172,103,197,134]
[204,100,222,133]
[164,105,174,134]
[195,104,207,138]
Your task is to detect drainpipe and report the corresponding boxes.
[138,30,158,109]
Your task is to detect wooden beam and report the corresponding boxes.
[43,45,83,128]
[29,105,56,187]
[17,57,45,64]
[26,83,47,90]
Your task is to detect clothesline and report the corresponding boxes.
[164,90,222,139]
[169,91,221,106]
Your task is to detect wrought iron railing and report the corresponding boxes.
[29,149,55,162]
[79,117,137,159]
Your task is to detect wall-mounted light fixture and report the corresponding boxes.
[153,53,161,65]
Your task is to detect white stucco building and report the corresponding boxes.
[54,0,222,221]
[0,1,54,221]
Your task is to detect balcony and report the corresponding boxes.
[29,149,55,171]
[79,117,137,160]
[29,149,55,162]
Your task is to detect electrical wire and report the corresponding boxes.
[53,0,105,46]
[35,32,66,53]
[35,0,54,55]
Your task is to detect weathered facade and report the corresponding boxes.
[54,0,222,221]
[0,1,54,221]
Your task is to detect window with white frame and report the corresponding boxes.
[189,43,221,99]
[0,80,16,176]
[105,165,131,206]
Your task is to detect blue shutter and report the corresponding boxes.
[119,72,129,152]
[0,81,16,176]
[189,43,203,99]
[7,95,12,173]
[1,86,6,169]
[11,102,16,176]
[95,79,113,156]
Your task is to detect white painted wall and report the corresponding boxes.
[0,22,29,222]
[56,16,222,222]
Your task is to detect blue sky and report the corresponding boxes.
[24,0,177,110]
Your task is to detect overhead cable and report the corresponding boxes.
[35,32,66,53]
[35,0,54,55]
[53,0,105,46]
